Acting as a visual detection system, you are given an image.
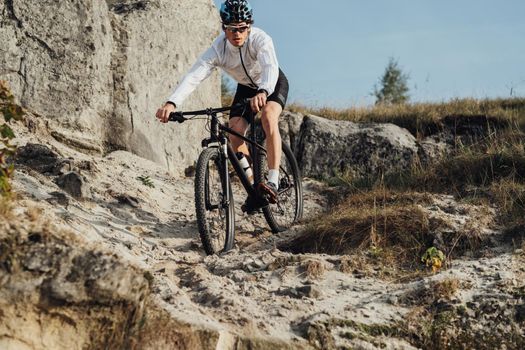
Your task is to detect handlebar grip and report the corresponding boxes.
[168,112,186,123]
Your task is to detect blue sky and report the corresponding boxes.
[213,0,525,107]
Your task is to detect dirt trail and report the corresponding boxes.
[6,118,525,349]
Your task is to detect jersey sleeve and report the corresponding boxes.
[167,46,219,107]
[255,35,279,96]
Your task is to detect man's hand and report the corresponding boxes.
[250,92,267,113]
[156,103,176,123]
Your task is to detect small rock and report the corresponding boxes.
[76,160,96,171]
[184,165,196,177]
[495,271,513,281]
[55,171,90,198]
[277,285,322,299]
[115,193,140,208]
[46,191,69,206]
[243,257,268,272]
[515,304,525,323]
[53,159,74,175]
[352,269,366,279]
[386,296,398,305]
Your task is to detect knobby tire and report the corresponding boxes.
[195,147,235,255]
[255,141,303,233]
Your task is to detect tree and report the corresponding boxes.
[373,57,410,105]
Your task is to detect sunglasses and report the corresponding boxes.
[223,24,250,33]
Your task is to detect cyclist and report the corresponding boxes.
[155,0,288,206]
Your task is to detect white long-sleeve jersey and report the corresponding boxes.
[167,27,279,107]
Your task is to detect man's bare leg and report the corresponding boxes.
[228,116,249,155]
[260,101,282,172]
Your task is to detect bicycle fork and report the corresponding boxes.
[219,135,232,209]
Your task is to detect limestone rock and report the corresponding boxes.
[279,111,304,153]
[419,133,454,164]
[15,143,61,174]
[0,0,221,174]
[55,171,90,198]
[277,285,323,299]
[296,114,419,179]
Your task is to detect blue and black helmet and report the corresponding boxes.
[220,0,253,24]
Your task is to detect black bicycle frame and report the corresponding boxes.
[173,104,292,201]
[204,112,264,200]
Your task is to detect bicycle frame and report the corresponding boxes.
[201,111,264,202]
[170,103,294,204]
[172,103,304,248]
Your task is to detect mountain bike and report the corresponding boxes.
[169,101,303,255]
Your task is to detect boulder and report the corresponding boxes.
[0,0,220,174]
[296,114,419,179]
[419,132,454,164]
[279,111,304,153]
[15,143,60,174]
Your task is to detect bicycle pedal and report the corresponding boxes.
[257,183,278,204]
[241,204,261,215]
[241,196,267,215]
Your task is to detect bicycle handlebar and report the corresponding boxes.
[168,98,251,123]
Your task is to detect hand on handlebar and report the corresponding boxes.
[250,92,267,114]
[156,103,176,123]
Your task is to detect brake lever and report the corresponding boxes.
[168,112,186,123]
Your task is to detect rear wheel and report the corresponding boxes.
[256,141,303,233]
[195,147,235,254]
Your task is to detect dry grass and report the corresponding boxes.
[384,139,525,228]
[434,279,460,298]
[280,190,439,269]
[325,100,525,229]
[339,255,368,274]
[300,259,326,279]
[289,97,525,138]
[0,197,12,217]
[284,98,525,275]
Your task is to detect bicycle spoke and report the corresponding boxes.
[195,148,235,255]
[257,140,303,232]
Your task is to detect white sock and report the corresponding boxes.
[268,169,279,187]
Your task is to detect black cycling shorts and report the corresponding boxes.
[231,68,289,122]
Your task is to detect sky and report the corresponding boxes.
[213,0,525,107]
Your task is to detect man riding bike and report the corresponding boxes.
[155,0,289,207]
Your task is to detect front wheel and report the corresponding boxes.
[195,147,235,255]
[256,141,303,233]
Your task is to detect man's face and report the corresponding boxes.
[223,22,251,47]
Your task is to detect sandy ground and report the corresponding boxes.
[9,117,525,349]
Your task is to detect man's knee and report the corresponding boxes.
[262,102,282,118]
[261,104,281,133]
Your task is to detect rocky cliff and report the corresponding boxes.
[0,0,220,174]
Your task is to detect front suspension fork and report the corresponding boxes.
[220,135,231,207]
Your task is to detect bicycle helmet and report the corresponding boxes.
[220,0,253,24]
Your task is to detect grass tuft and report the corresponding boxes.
[289,97,525,138]
[280,190,440,270]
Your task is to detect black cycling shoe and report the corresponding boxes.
[258,181,279,204]
[241,195,268,215]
